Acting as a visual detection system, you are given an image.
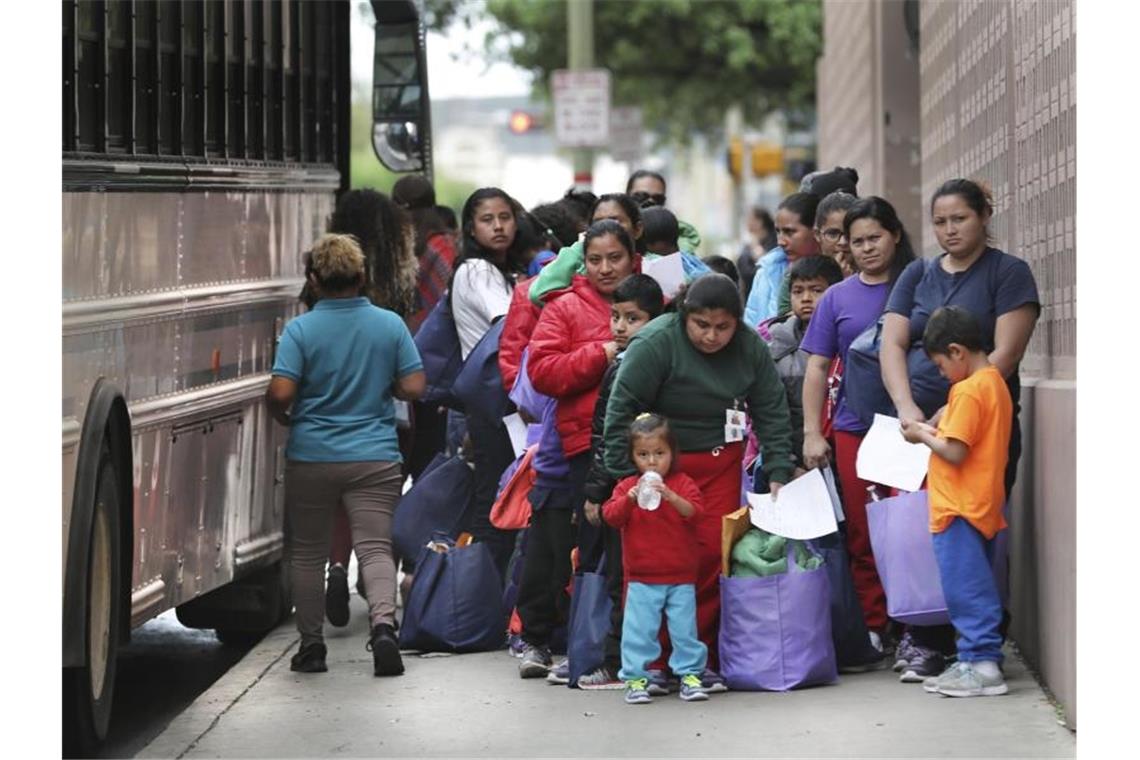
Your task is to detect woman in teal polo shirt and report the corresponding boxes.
[267,233,425,677]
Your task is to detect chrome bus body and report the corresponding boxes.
[62,187,333,627]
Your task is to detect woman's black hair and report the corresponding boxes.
[449,187,527,306]
[642,206,680,250]
[777,192,822,228]
[628,413,679,472]
[930,178,995,243]
[750,206,777,250]
[679,273,743,322]
[514,212,549,255]
[814,191,859,229]
[612,274,665,319]
[923,306,987,356]
[562,187,598,224]
[326,189,416,316]
[843,196,918,283]
[583,219,636,260]
[590,193,647,253]
[529,201,580,251]
[626,169,667,194]
[435,204,459,231]
[701,255,740,285]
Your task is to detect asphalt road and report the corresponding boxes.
[97,611,261,759]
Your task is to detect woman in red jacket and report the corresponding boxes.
[512,219,639,678]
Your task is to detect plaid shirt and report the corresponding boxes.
[408,233,455,334]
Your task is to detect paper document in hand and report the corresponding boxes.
[502,413,529,458]
[746,468,839,539]
[855,413,931,492]
[643,253,685,298]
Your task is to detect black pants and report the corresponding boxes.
[517,453,591,647]
[407,401,448,482]
[464,413,518,583]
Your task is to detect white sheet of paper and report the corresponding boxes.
[502,413,529,458]
[855,413,932,493]
[746,468,839,539]
[643,253,685,298]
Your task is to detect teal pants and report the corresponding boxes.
[619,582,707,681]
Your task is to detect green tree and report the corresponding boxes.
[427,0,821,143]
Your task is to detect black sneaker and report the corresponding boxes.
[325,564,350,627]
[367,624,405,677]
[290,641,328,673]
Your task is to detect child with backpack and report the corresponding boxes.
[574,274,665,689]
[900,306,1013,698]
[602,414,709,704]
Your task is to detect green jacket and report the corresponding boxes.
[528,219,703,307]
[601,312,795,485]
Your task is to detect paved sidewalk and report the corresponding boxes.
[141,594,1074,759]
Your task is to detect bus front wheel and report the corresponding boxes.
[63,445,122,758]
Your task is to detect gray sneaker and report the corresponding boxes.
[577,664,623,690]
[624,678,653,705]
[935,660,1008,697]
[899,646,945,683]
[545,658,570,685]
[519,645,552,679]
[893,631,916,672]
[679,674,709,702]
[646,668,676,696]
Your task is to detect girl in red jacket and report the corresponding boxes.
[603,414,709,704]
[514,220,638,678]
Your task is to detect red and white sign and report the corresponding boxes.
[551,69,612,148]
[609,106,643,162]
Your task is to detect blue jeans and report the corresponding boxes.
[931,517,1004,663]
[619,582,707,681]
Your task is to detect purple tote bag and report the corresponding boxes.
[866,490,950,626]
[718,547,838,692]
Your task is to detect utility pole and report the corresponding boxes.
[567,0,594,190]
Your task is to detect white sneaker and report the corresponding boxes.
[935,660,1008,697]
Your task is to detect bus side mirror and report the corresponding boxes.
[371,0,432,176]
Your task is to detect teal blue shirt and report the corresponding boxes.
[272,297,422,462]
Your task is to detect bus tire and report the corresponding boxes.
[63,444,122,758]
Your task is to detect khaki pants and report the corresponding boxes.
[285,460,403,645]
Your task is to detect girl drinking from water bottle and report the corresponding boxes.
[602,414,708,705]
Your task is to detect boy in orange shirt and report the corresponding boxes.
[901,306,1012,698]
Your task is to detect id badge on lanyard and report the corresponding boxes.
[724,399,746,443]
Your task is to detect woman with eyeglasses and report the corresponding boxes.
[815,191,859,278]
[800,196,917,664]
[742,192,822,328]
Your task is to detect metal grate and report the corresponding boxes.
[919,0,1074,380]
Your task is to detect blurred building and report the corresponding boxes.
[817,0,1076,726]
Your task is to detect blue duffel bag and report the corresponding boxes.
[452,318,511,426]
[392,453,474,563]
[566,554,612,687]
[399,535,508,653]
[414,295,465,410]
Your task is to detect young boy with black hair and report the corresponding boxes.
[901,306,1012,698]
[573,274,665,689]
[752,255,845,476]
[640,207,710,298]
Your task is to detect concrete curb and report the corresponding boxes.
[136,620,300,759]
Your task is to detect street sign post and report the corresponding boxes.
[552,68,611,148]
[609,106,643,163]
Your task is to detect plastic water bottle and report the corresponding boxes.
[637,471,663,511]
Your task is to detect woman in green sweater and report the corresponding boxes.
[602,273,795,678]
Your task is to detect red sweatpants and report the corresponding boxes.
[651,442,743,672]
[833,430,888,631]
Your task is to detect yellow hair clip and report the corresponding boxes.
[635,412,654,421]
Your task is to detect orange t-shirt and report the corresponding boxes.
[928,365,1013,539]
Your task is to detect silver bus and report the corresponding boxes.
[61,0,432,752]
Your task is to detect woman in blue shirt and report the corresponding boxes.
[268,234,425,677]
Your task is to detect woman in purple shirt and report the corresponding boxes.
[801,196,916,659]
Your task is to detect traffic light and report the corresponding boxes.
[751,142,783,177]
[727,137,744,181]
[508,110,535,134]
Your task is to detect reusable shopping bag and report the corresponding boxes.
[866,490,950,625]
[814,532,883,668]
[399,535,508,653]
[566,554,612,687]
[489,445,537,530]
[453,317,512,424]
[392,454,474,563]
[414,295,465,409]
[718,541,837,691]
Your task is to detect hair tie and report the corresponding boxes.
[635,412,653,421]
